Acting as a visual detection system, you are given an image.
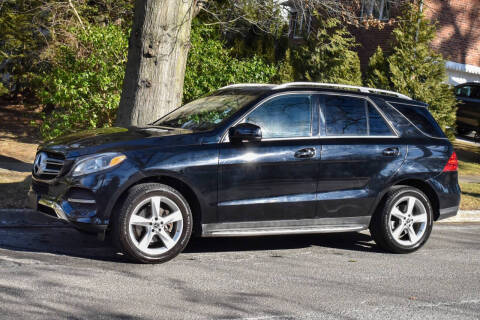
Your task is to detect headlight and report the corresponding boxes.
[72,153,126,176]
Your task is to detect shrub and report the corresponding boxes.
[292,15,362,86]
[183,23,277,103]
[39,22,276,139]
[39,25,128,139]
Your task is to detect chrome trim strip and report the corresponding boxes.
[220,83,275,90]
[202,216,371,237]
[260,135,397,141]
[273,82,412,100]
[38,199,68,221]
[67,198,96,204]
[219,194,317,207]
[202,225,368,237]
[218,190,369,207]
[45,159,64,165]
[386,100,428,108]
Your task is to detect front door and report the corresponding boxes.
[218,93,320,223]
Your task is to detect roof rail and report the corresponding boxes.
[274,82,412,100]
[220,83,275,90]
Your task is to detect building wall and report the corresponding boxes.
[424,0,480,67]
[351,0,480,84]
[349,24,395,75]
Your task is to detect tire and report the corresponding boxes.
[370,186,433,254]
[112,183,193,263]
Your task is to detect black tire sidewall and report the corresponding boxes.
[117,184,193,263]
[379,188,433,253]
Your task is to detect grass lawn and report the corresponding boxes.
[459,182,480,211]
[453,140,480,176]
[453,140,480,210]
[0,171,31,208]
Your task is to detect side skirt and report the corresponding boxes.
[201,216,370,237]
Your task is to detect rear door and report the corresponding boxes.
[316,94,407,220]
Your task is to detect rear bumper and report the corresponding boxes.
[437,206,459,221]
[427,171,461,221]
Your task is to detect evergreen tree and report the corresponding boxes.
[365,3,457,134]
[274,48,295,83]
[365,46,389,89]
[293,14,362,86]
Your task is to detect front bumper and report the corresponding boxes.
[27,174,110,232]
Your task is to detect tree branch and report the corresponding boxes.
[68,0,85,30]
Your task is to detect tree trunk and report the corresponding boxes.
[116,0,194,126]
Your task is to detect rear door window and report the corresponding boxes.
[321,95,394,136]
[368,103,394,136]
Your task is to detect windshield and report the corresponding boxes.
[153,91,260,131]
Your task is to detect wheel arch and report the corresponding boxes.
[371,178,440,224]
[107,172,204,235]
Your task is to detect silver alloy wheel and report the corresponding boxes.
[128,196,183,255]
[388,195,428,246]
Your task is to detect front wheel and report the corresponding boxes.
[113,183,193,263]
[370,186,433,253]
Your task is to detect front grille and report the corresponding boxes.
[33,151,66,180]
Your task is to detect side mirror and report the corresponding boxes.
[228,123,262,143]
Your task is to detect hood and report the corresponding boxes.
[40,126,199,158]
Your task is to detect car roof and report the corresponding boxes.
[218,83,428,107]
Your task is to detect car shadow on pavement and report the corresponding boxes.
[0,226,129,263]
[184,231,382,254]
[0,227,382,264]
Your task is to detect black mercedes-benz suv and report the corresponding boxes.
[27,82,460,263]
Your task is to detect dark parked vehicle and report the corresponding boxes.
[27,82,460,263]
[455,82,480,137]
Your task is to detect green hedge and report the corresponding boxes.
[39,25,128,139]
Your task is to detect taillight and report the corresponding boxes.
[443,151,458,172]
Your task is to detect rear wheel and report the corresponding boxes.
[113,183,193,263]
[370,186,433,253]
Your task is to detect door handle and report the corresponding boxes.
[295,148,315,159]
[382,147,399,157]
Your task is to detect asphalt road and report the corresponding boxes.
[0,223,479,320]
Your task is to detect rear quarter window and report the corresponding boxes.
[389,102,446,138]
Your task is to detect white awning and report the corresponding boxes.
[446,61,480,75]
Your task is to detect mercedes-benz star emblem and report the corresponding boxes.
[33,152,47,175]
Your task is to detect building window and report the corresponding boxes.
[361,0,391,21]
[289,10,311,39]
